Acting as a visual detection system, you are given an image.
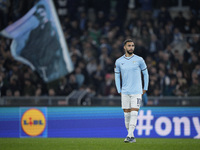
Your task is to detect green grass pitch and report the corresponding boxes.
[0,138,199,150]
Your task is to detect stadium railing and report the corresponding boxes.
[0,94,200,106]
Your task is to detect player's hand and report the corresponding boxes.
[142,90,146,96]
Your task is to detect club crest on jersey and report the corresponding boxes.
[133,61,136,64]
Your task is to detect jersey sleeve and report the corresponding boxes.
[142,69,149,91]
[139,58,147,71]
[139,58,149,91]
[114,60,120,73]
[114,60,121,93]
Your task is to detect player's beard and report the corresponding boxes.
[127,50,134,55]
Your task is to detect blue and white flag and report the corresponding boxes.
[0,0,74,82]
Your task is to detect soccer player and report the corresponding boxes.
[114,39,149,143]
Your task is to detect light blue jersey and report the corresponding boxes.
[115,54,149,95]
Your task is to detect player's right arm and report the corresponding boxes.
[114,60,121,94]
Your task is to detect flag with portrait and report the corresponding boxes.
[0,0,74,82]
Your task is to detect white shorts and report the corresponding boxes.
[121,94,142,109]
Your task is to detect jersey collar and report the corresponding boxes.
[123,54,134,60]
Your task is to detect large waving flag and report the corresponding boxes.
[0,0,74,82]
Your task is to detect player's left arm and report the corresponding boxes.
[139,58,149,95]
[142,69,149,95]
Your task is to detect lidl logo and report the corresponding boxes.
[20,108,47,137]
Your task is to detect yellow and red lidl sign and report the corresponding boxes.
[20,108,47,137]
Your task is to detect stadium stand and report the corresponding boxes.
[0,0,200,106]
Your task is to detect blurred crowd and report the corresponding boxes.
[0,0,200,97]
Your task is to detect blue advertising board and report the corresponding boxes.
[0,107,199,138]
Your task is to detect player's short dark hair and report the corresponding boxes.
[123,39,134,46]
